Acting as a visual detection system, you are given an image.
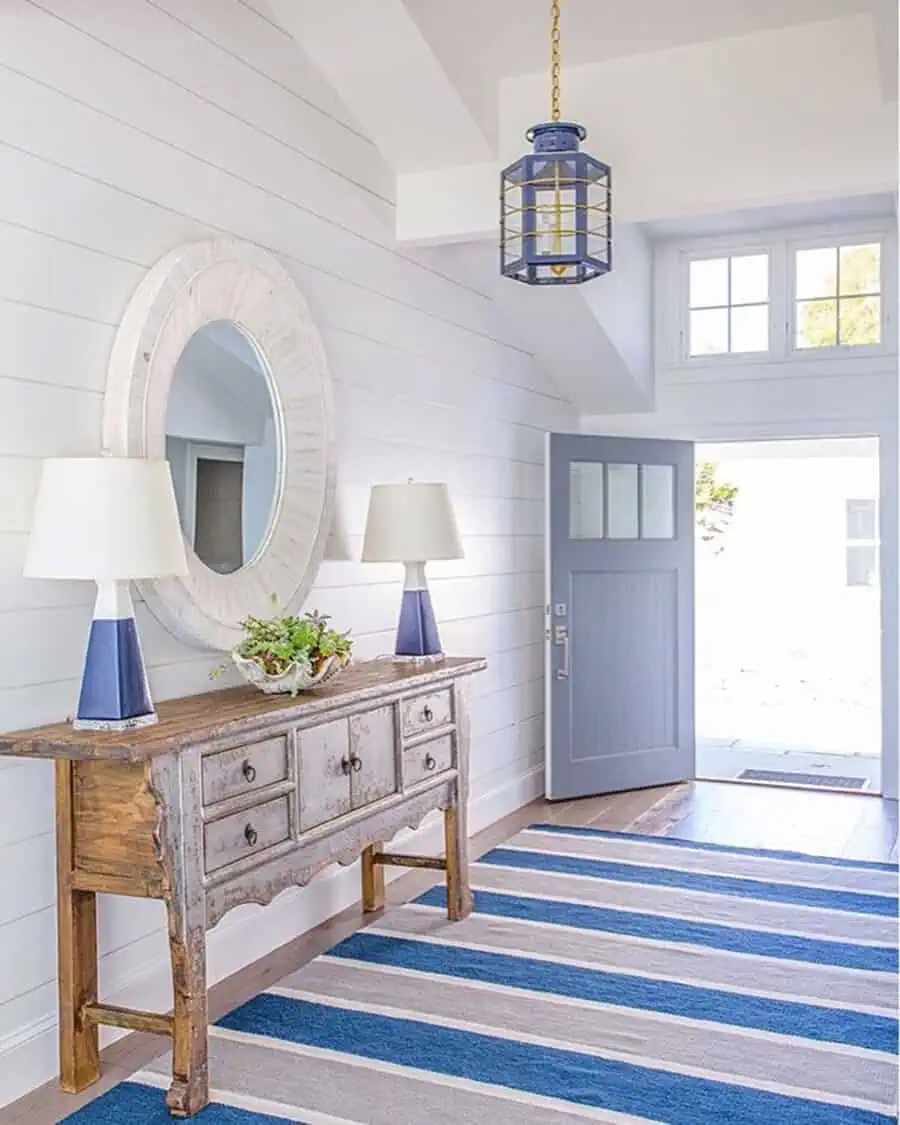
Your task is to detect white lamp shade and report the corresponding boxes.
[24,457,189,581]
[362,482,463,563]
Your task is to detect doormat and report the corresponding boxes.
[738,769,869,790]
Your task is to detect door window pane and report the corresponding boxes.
[607,464,639,539]
[641,465,675,539]
[569,461,605,539]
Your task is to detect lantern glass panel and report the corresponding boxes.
[533,177,578,263]
[502,165,526,268]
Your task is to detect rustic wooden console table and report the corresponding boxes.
[0,656,486,1117]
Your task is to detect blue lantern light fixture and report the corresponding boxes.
[501,0,612,285]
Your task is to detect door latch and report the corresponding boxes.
[554,625,570,680]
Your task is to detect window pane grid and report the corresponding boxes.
[794,243,882,349]
[689,254,769,356]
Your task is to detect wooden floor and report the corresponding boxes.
[2,779,897,1124]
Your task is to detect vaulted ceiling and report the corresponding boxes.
[264,0,897,413]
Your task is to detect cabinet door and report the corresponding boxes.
[350,706,397,810]
[298,719,352,831]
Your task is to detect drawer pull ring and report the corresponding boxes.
[241,760,257,784]
[423,705,434,722]
[340,756,351,775]
[350,755,363,773]
[244,823,258,847]
[424,754,436,771]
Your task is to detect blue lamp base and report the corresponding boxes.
[74,582,157,731]
[394,562,444,660]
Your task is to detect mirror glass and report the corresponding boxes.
[165,321,281,574]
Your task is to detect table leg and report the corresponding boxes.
[444,805,472,921]
[361,843,385,912]
[56,762,100,1093]
[166,915,209,1118]
[151,754,209,1118]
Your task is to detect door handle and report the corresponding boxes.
[555,625,569,680]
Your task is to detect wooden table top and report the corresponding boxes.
[0,656,487,762]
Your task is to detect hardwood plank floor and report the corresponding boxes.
[1,780,895,1124]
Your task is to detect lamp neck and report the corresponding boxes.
[93,579,135,621]
[403,561,428,591]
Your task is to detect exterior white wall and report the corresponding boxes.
[0,0,575,1104]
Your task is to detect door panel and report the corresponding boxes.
[350,706,397,809]
[298,719,351,830]
[547,433,695,800]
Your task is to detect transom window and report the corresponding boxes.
[688,254,769,357]
[795,243,881,349]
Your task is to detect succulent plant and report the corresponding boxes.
[212,597,352,682]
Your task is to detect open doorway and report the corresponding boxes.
[695,438,881,793]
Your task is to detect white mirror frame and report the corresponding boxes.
[103,238,335,652]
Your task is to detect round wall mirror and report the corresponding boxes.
[103,238,335,652]
[165,320,283,576]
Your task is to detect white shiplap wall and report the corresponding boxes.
[0,0,575,1103]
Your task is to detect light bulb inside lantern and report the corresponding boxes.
[535,165,568,278]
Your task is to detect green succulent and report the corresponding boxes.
[211,597,353,685]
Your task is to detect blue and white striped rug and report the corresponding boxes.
[66,824,898,1124]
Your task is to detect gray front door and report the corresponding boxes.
[546,433,695,800]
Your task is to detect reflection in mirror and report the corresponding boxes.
[165,321,281,574]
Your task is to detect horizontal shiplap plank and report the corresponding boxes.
[0,147,544,399]
[15,0,388,203]
[0,379,101,460]
[0,223,141,326]
[0,299,114,393]
[0,54,543,374]
[149,0,370,140]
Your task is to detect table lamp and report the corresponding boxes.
[24,457,188,731]
[362,481,463,660]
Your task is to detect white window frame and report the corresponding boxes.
[665,221,896,372]
[788,232,892,359]
[681,246,777,364]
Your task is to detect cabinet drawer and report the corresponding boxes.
[202,736,288,806]
[402,735,453,787]
[204,796,290,874]
[401,689,452,739]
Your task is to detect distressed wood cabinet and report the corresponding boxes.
[0,657,485,1118]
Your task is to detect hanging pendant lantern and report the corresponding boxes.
[501,0,612,285]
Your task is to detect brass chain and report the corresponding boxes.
[550,0,561,121]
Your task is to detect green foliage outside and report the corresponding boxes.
[695,462,739,550]
[797,244,880,349]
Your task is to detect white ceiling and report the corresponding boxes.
[406,0,877,82]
